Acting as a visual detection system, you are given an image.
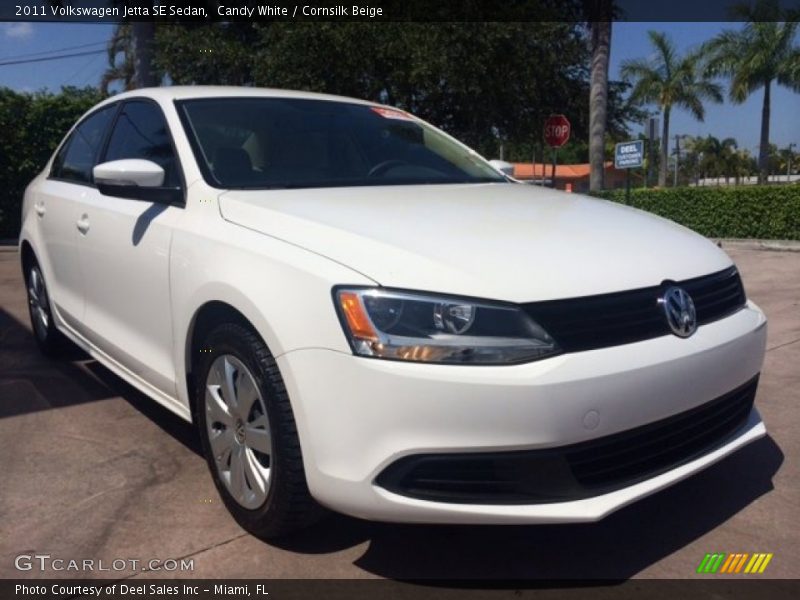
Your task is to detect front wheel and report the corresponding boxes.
[195,322,324,538]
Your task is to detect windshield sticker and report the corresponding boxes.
[371,107,416,121]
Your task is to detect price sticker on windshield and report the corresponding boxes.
[371,107,416,121]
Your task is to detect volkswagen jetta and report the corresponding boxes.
[19,87,767,537]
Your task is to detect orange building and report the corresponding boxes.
[512,161,633,192]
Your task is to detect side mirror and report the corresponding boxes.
[94,159,165,187]
[488,159,515,176]
[93,159,182,204]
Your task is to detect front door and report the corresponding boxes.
[77,100,185,399]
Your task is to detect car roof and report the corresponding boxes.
[98,86,380,108]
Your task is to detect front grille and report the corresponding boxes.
[375,376,759,504]
[523,266,746,353]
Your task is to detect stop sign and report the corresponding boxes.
[544,114,571,148]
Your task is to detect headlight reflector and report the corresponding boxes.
[334,288,559,364]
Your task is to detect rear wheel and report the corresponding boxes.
[195,322,324,538]
[25,262,66,356]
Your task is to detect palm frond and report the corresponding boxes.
[676,93,706,121]
[693,80,724,103]
[620,58,661,82]
[776,48,800,91]
[701,29,747,78]
[647,30,676,79]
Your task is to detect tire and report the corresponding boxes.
[195,322,324,538]
[24,260,67,357]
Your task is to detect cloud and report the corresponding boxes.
[3,22,34,40]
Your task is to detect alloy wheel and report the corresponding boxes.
[204,354,273,509]
[28,266,50,341]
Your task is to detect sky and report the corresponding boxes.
[0,22,113,90]
[0,20,797,154]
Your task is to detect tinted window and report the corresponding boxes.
[52,105,115,184]
[178,98,506,190]
[103,101,180,187]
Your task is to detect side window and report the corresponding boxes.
[103,101,180,187]
[51,105,115,184]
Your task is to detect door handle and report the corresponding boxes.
[76,214,90,235]
[34,202,46,217]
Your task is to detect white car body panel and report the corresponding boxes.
[219,183,732,303]
[18,86,768,525]
[76,189,182,399]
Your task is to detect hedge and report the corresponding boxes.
[591,185,800,241]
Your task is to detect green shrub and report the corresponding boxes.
[591,185,800,240]
[0,86,104,239]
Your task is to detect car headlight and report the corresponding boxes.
[333,288,560,364]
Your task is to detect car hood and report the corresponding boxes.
[218,183,733,303]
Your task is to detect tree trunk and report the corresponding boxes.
[659,108,670,187]
[758,80,771,184]
[589,20,611,192]
[132,21,157,88]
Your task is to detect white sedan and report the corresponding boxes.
[19,87,767,537]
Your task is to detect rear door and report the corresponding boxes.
[77,99,185,398]
[35,104,117,329]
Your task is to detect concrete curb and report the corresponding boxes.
[715,239,800,252]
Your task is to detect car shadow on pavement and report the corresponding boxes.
[272,434,783,581]
[83,359,203,457]
[0,307,202,455]
[0,307,112,418]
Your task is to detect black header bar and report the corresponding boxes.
[3,0,799,23]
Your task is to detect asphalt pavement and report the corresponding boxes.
[0,243,797,581]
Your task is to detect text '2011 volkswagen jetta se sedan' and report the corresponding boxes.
[20,87,767,537]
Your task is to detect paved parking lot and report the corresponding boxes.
[0,243,798,581]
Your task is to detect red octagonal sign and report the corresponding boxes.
[544,114,571,148]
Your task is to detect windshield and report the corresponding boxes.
[177,97,507,189]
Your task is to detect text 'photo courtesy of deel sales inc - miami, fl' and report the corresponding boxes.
[15,583,268,598]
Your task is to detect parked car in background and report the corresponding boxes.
[19,87,767,537]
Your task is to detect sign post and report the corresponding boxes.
[544,114,571,188]
[614,140,645,202]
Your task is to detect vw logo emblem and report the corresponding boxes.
[660,286,697,338]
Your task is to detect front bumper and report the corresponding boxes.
[277,302,767,524]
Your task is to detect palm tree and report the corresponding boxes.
[681,136,702,184]
[101,24,135,94]
[778,144,797,180]
[101,2,159,92]
[697,136,723,184]
[703,2,800,184]
[731,148,756,185]
[621,31,723,187]
[48,0,152,91]
[131,20,158,88]
[719,137,739,184]
[586,1,615,191]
